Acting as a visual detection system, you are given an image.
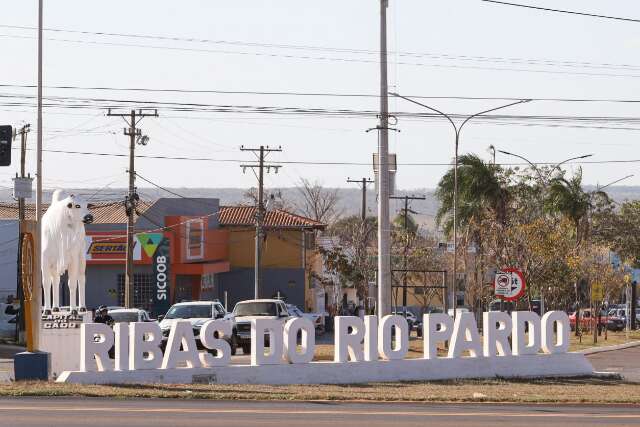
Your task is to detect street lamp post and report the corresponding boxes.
[497,150,594,185]
[390,93,530,317]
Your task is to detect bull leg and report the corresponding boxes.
[68,261,79,311]
[42,272,52,312]
[51,274,60,311]
[78,257,87,311]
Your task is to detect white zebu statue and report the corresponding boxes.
[41,190,94,313]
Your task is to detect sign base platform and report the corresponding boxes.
[39,310,92,379]
[57,352,594,385]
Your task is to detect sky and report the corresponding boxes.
[4,0,640,196]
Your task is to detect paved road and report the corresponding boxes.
[587,345,640,382]
[1,398,639,427]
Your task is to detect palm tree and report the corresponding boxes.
[544,168,609,245]
[435,153,509,235]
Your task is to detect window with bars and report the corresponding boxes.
[117,273,154,312]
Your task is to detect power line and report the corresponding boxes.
[11,146,640,167]
[4,32,640,79]
[481,1,640,23]
[6,83,640,104]
[4,23,640,72]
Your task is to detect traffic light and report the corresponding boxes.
[0,126,12,166]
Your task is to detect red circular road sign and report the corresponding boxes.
[494,268,526,302]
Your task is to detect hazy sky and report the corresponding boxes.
[4,1,640,196]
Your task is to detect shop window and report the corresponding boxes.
[186,219,204,260]
[117,273,154,312]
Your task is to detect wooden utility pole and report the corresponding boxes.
[240,145,282,299]
[14,124,30,343]
[347,177,374,221]
[107,109,158,308]
[390,194,425,310]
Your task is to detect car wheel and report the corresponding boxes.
[241,343,251,355]
[230,335,238,356]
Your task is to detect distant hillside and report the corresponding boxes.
[2,185,638,232]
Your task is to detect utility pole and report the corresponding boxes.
[377,0,392,319]
[347,177,374,221]
[390,195,425,310]
[240,145,282,299]
[107,109,157,308]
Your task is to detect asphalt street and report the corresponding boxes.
[1,398,640,427]
[587,345,640,382]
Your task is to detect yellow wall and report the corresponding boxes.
[228,228,303,269]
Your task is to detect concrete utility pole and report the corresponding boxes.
[347,177,374,221]
[32,0,44,352]
[107,109,158,308]
[377,0,392,319]
[240,145,282,299]
[390,195,425,309]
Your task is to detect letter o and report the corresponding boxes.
[378,315,409,360]
[283,317,315,364]
[157,263,166,273]
[541,311,570,354]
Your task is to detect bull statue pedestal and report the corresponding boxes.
[39,310,93,378]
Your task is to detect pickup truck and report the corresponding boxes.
[158,300,237,355]
[232,299,291,355]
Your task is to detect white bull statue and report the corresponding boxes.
[41,190,94,314]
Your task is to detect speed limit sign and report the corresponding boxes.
[494,268,526,302]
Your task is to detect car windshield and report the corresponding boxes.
[165,304,211,319]
[234,302,278,317]
[109,312,139,323]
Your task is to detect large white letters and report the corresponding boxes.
[448,312,482,358]
[251,319,284,366]
[161,321,201,369]
[423,313,453,359]
[129,322,163,370]
[334,316,365,362]
[199,319,232,367]
[512,311,541,355]
[80,323,114,372]
[483,311,512,357]
[541,311,570,354]
[378,315,409,360]
[283,317,315,364]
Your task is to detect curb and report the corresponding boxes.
[578,340,640,355]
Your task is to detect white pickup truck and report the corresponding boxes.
[232,299,291,355]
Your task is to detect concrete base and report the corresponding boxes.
[14,351,50,381]
[57,352,594,385]
[39,311,92,379]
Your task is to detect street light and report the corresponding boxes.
[497,150,593,185]
[390,92,531,317]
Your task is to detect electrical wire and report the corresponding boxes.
[7,83,640,104]
[481,1,640,23]
[10,146,640,167]
[3,32,640,80]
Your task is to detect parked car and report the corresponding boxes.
[232,299,290,355]
[286,304,324,333]
[159,300,236,355]
[569,309,611,332]
[108,308,155,324]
